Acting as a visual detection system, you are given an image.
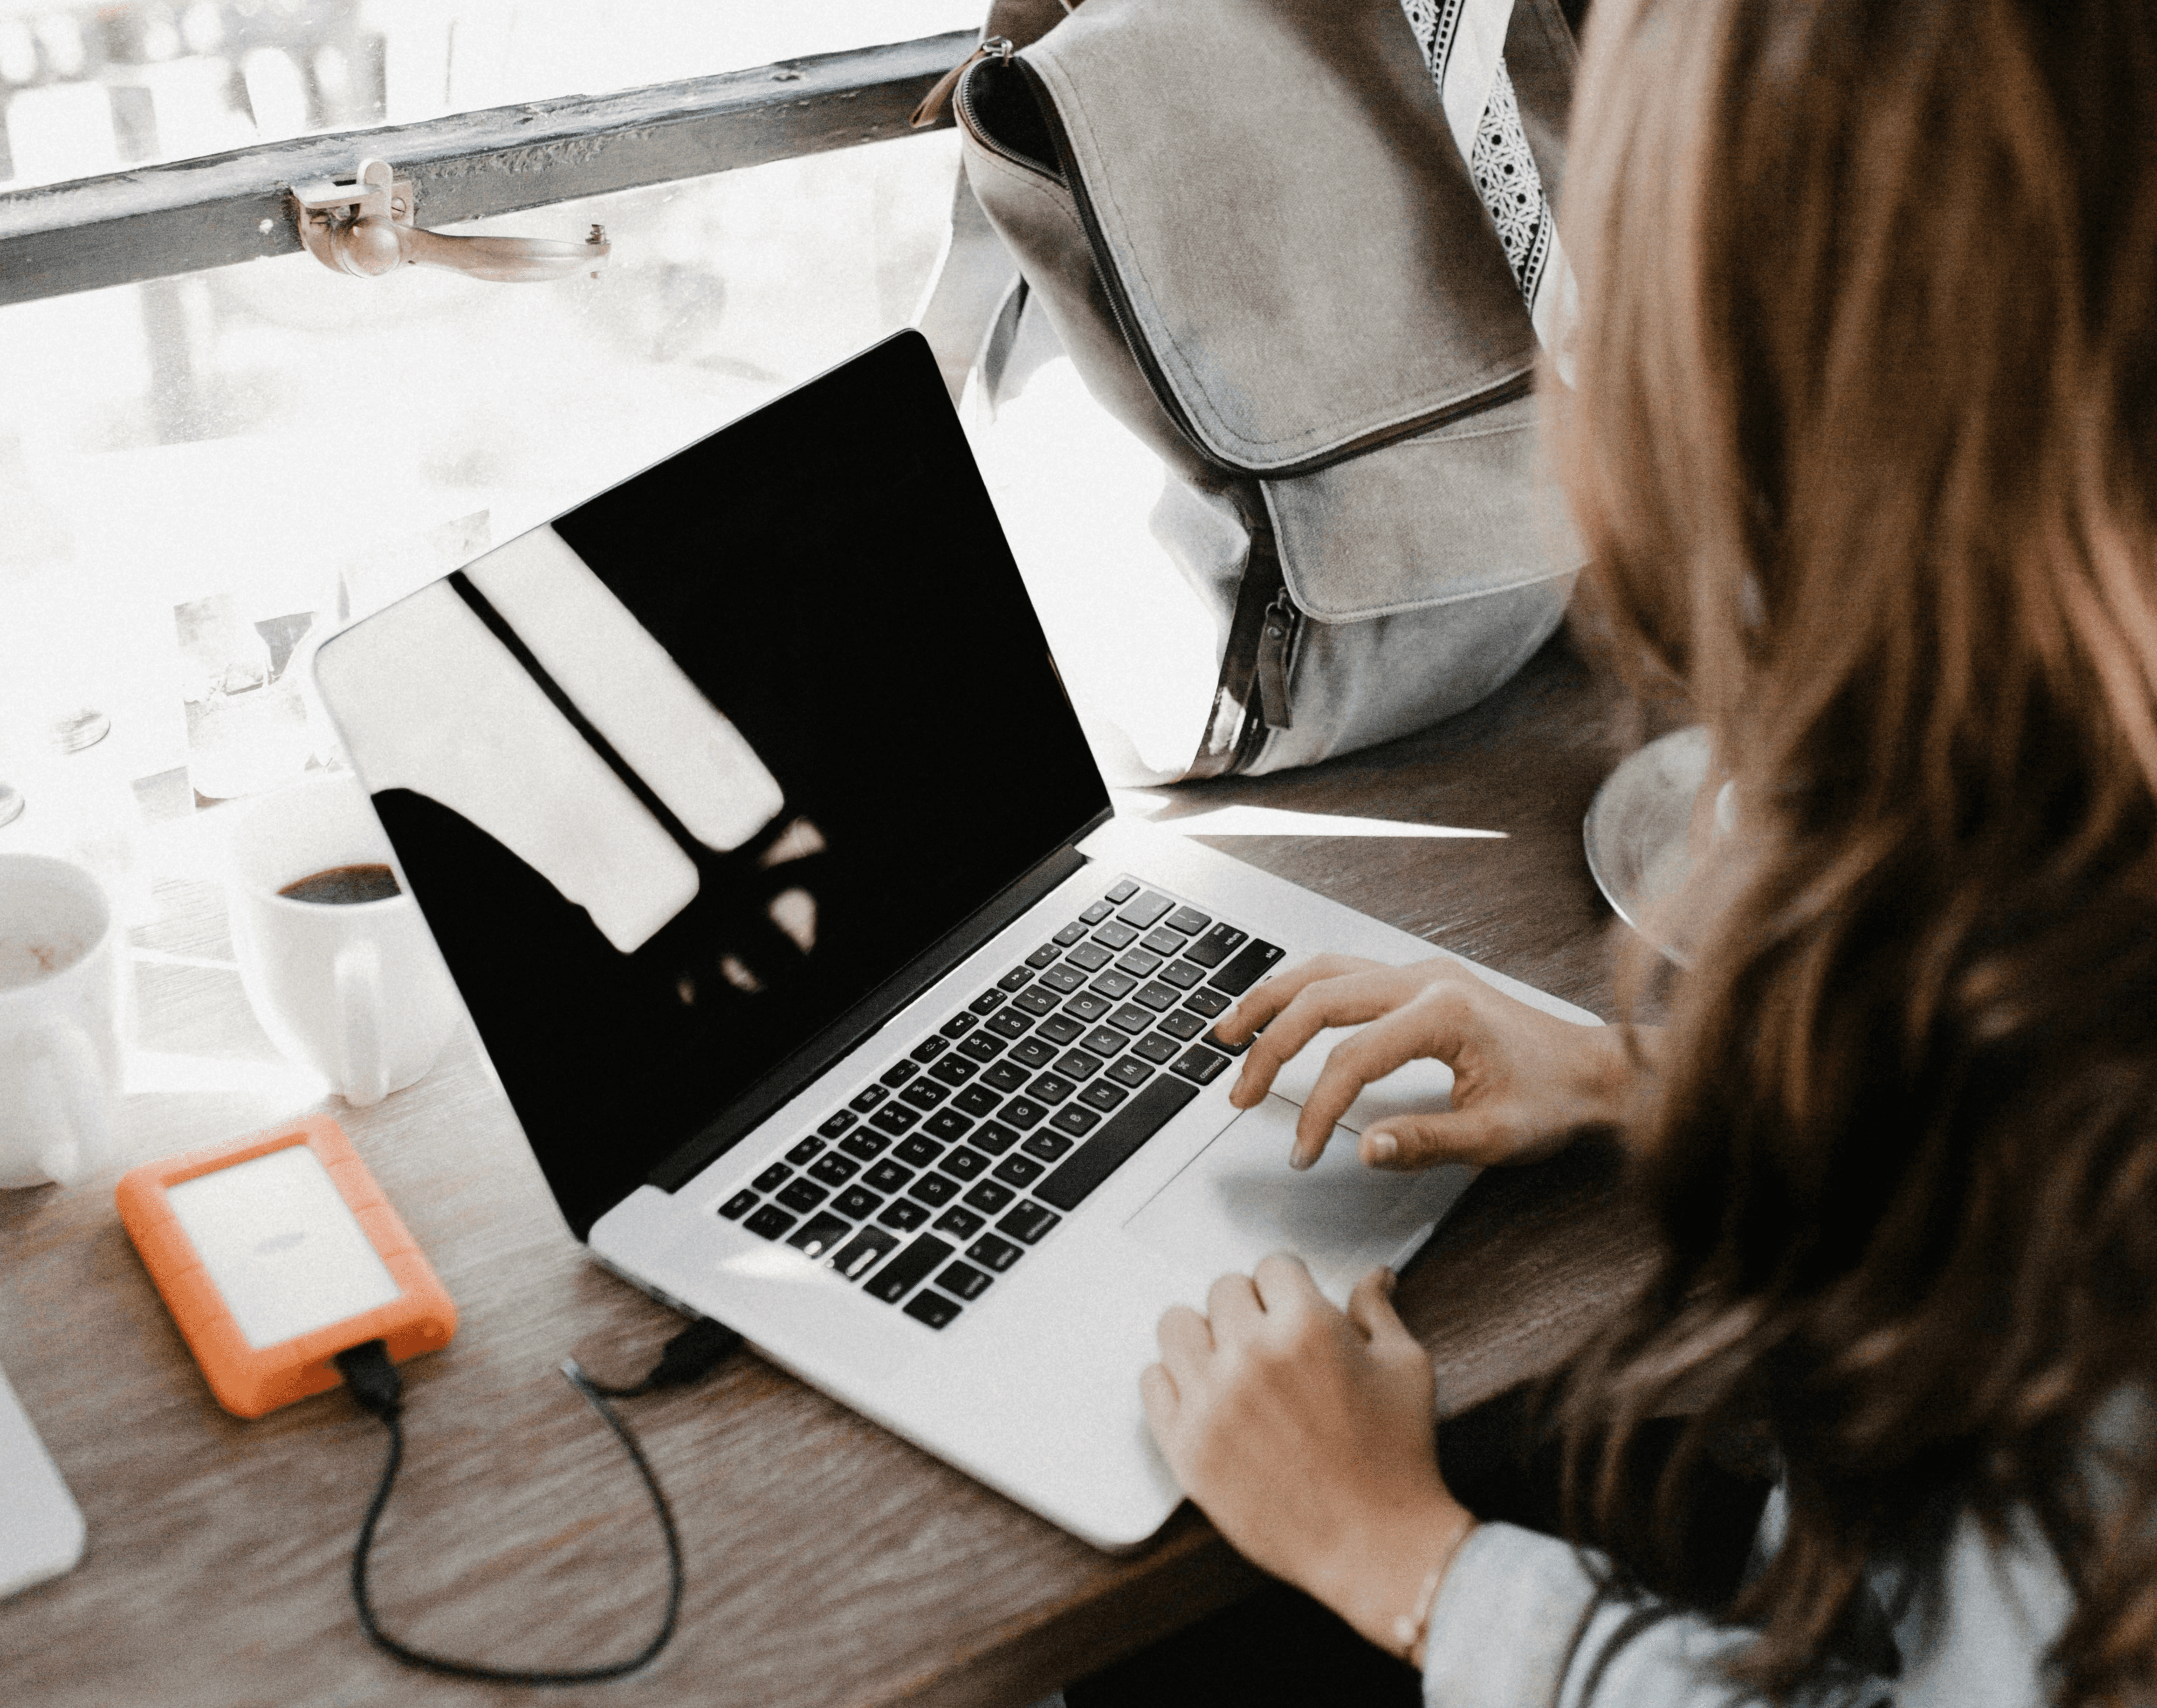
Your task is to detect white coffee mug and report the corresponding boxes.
[224,776,459,1108]
[0,855,128,1188]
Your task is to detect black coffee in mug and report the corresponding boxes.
[278,863,402,905]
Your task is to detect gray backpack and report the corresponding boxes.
[927,0,1583,779]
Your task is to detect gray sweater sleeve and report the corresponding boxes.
[1418,1517,2067,1708]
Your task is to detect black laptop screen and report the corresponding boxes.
[322,334,1110,1237]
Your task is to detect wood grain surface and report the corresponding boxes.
[0,630,1663,1708]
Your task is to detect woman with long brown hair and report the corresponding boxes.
[1137,0,2157,1701]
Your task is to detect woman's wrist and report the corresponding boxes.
[1314,1494,1478,1663]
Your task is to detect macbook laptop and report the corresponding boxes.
[312,329,1599,1549]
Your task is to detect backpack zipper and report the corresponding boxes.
[912,34,1015,132]
[1253,590,1299,732]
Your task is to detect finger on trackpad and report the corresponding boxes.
[1262,1027,1454,1131]
[1121,1096,1474,1303]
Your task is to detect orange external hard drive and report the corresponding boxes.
[117,1114,456,1418]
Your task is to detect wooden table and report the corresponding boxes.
[0,630,1659,1708]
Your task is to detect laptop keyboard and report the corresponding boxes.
[712,876,1283,1330]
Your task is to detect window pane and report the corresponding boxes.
[0,129,960,858]
[0,0,979,189]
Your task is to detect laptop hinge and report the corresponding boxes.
[643,811,1114,1199]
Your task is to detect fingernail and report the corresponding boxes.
[1368,1132,1398,1164]
[1290,1145,1313,1171]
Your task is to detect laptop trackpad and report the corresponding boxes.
[1121,1096,1474,1304]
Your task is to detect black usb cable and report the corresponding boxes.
[333,1317,742,1685]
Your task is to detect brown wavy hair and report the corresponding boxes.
[1548,0,2157,1700]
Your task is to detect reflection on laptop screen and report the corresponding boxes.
[320,334,1109,1236]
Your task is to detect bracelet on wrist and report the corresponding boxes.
[1391,1519,1478,1669]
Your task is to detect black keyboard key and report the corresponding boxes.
[830,1225,901,1281]
[908,1172,960,1207]
[787,1211,851,1259]
[809,1152,859,1186]
[1172,1044,1232,1085]
[778,1177,828,1213]
[1055,1049,1104,1080]
[929,1055,976,1086]
[1013,986,1060,1017]
[993,1153,1045,1187]
[953,1086,1002,1117]
[1080,898,1117,923]
[1080,1080,1128,1113]
[911,1035,950,1064]
[818,1110,857,1139]
[969,988,1007,1015]
[1158,1010,1206,1041]
[1037,1014,1086,1045]
[958,1032,1005,1063]
[870,1103,921,1135]
[1108,1055,1156,1089]
[1009,1036,1057,1068]
[904,1291,962,1330]
[964,1179,1016,1214]
[1118,891,1173,929]
[1091,920,1139,950]
[1104,878,1141,904]
[1021,1130,1074,1163]
[1066,941,1114,972]
[986,1008,1033,1039]
[1116,946,1164,979]
[840,1130,891,1162]
[851,1084,889,1113]
[941,1011,979,1039]
[1025,944,1061,969]
[865,1234,954,1303]
[753,1162,791,1193]
[899,1078,949,1110]
[881,1059,919,1089]
[998,1202,1062,1244]
[1133,981,1180,1012]
[968,1234,1025,1272]
[895,1133,944,1167]
[1107,1003,1156,1035]
[1081,1025,1129,1057]
[935,1204,986,1239]
[878,1199,931,1230]
[998,966,1035,992]
[834,1185,882,1220]
[983,1060,1030,1092]
[1091,970,1139,1001]
[745,1204,798,1240]
[1050,1105,1102,1138]
[1184,987,1232,1018]
[1036,1075,1200,1211]
[1133,1031,1182,1064]
[1028,1072,1077,1105]
[1208,939,1286,996]
[1053,920,1090,947]
[863,1159,913,1193]
[1141,927,1184,958]
[1165,906,1211,935]
[1038,963,1087,994]
[937,1261,994,1301]
[970,1120,1020,1155]
[938,1145,991,1181]
[926,1110,975,1143]
[786,1137,825,1166]
[718,1188,758,1220]
[1183,922,1247,969]
[1159,959,1206,989]
[1003,1097,1048,1128]
[1063,992,1112,1023]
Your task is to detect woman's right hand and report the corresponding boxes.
[1212,954,1648,1172]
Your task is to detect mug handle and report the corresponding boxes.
[332,939,393,1108]
[17,1022,111,1187]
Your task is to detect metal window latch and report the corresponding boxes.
[291,159,611,283]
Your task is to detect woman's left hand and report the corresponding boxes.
[1139,1256,1475,1657]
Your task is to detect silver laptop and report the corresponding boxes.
[313,332,1598,1549]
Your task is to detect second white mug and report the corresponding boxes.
[224,776,459,1107]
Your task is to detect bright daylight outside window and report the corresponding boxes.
[0,1,980,920]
